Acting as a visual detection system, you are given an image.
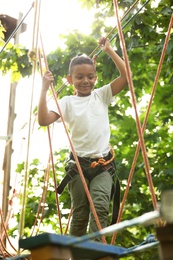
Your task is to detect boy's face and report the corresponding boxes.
[67,64,97,97]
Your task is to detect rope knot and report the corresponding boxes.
[90,161,99,168]
[90,148,115,168]
[28,49,36,62]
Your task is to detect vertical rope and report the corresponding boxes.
[64,208,73,235]
[111,0,159,243]
[39,37,64,235]
[47,125,64,234]
[19,0,41,242]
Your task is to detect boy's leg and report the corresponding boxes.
[89,171,113,239]
[68,175,90,236]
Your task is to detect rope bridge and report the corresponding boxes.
[0,0,173,258]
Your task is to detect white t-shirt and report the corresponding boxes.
[50,84,113,158]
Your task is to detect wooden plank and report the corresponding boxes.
[19,232,160,259]
[31,245,71,260]
[19,233,125,259]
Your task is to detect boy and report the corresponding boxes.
[38,37,127,239]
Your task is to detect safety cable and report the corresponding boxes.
[0,2,34,54]
[52,0,149,97]
[95,0,150,57]
[89,0,140,58]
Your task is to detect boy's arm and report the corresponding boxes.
[38,70,60,126]
[99,37,128,96]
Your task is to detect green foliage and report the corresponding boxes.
[2,0,173,258]
[0,43,32,81]
[14,148,71,237]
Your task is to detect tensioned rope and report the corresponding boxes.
[19,0,41,242]
[0,1,62,251]
[0,209,17,257]
[113,0,158,210]
[111,12,173,244]
[39,35,66,236]
[110,0,170,243]
[29,51,58,237]
[94,0,150,58]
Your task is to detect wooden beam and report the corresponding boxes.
[1,12,24,238]
[156,224,173,260]
[0,14,26,42]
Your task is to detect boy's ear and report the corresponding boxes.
[66,74,73,84]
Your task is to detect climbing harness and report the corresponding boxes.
[57,150,116,194]
[57,149,121,225]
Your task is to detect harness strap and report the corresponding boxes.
[57,170,77,194]
[111,179,121,225]
[57,152,114,194]
[57,164,103,194]
[56,151,120,224]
